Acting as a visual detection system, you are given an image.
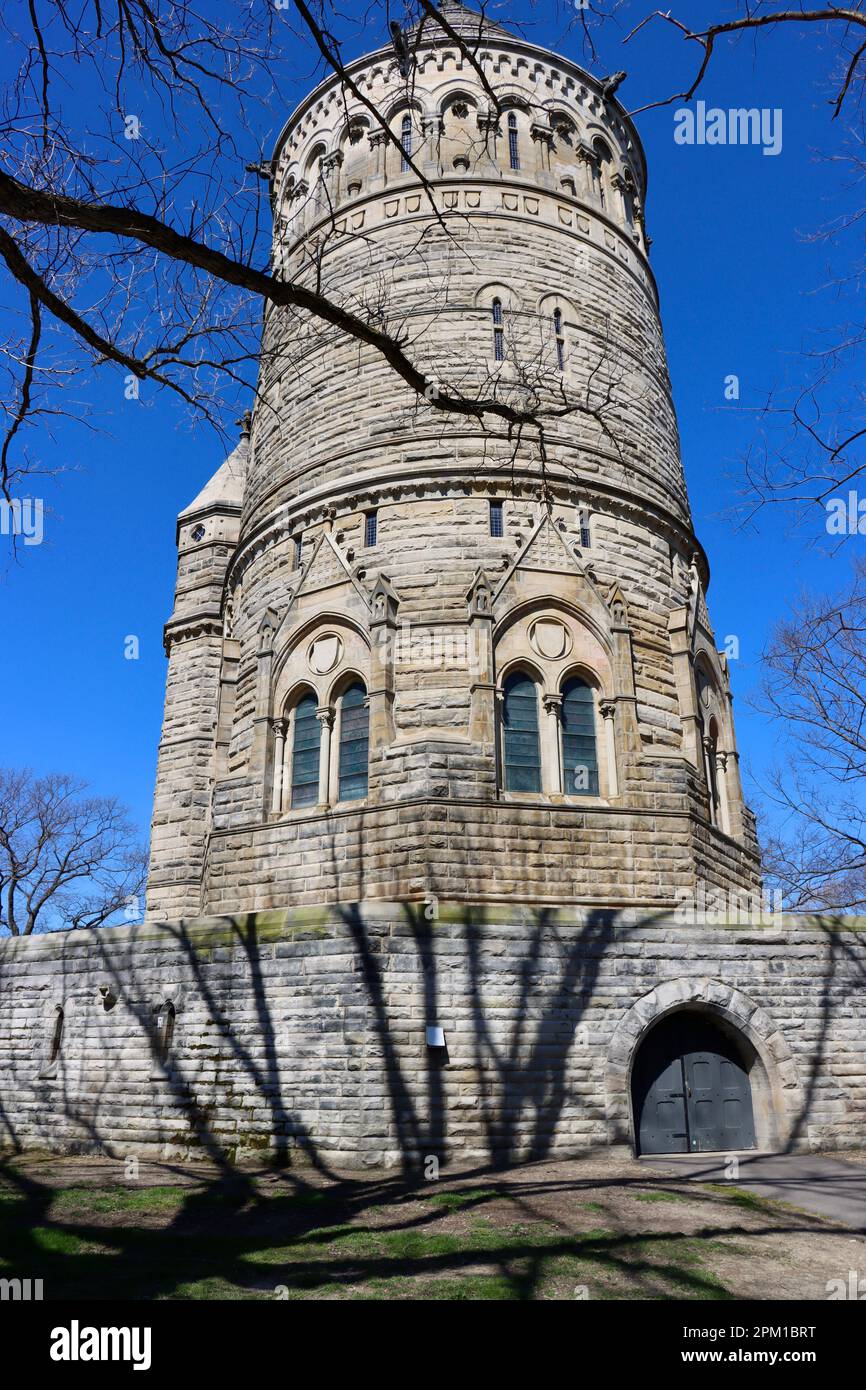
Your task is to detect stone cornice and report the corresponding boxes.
[225,458,706,599]
[163,611,224,655]
[282,175,656,294]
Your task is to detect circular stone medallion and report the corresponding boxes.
[308,634,342,674]
[529,619,572,661]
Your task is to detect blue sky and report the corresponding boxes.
[0,1,859,849]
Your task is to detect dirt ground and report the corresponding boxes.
[1,1150,862,1300]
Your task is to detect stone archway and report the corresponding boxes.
[605,978,804,1154]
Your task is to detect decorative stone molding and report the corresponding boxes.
[163,614,223,656]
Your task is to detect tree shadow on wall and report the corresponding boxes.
[0,896,864,1299]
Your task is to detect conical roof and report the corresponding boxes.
[411,0,513,43]
[178,433,248,519]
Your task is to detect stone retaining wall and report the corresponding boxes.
[0,905,863,1168]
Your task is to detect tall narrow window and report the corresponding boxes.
[154,1001,176,1067]
[49,1007,64,1065]
[502,672,541,792]
[579,508,591,548]
[553,307,565,371]
[291,694,320,807]
[364,511,378,548]
[507,112,520,170]
[401,114,413,171]
[489,499,504,537]
[492,298,504,361]
[338,682,369,801]
[561,677,599,796]
[293,534,303,570]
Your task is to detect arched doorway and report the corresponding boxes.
[632,1011,756,1155]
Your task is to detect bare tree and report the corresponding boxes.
[0,0,636,515]
[611,3,866,527]
[0,768,147,935]
[755,559,866,909]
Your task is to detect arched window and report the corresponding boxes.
[507,111,520,170]
[553,307,565,371]
[492,298,504,361]
[561,677,599,796]
[291,692,320,808]
[338,682,369,801]
[502,671,541,792]
[400,114,413,171]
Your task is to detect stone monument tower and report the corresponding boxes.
[12,5,866,1174]
[145,2,761,922]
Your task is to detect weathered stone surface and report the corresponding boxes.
[144,13,760,923]
[2,907,865,1165]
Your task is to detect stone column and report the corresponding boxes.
[467,570,495,745]
[669,606,702,769]
[575,144,595,196]
[421,115,443,173]
[369,575,399,753]
[542,694,563,795]
[316,708,334,807]
[368,129,388,190]
[270,717,287,815]
[716,750,732,837]
[530,123,554,184]
[322,150,344,207]
[702,734,718,826]
[253,609,279,812]
[600,700,619,798]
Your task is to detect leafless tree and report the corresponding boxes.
[755,559,866,909]
[0,768,147,934]
[0,0,637,516]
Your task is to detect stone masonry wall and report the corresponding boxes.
[1,905,864,1168]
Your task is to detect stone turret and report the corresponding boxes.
[145,4,760,920]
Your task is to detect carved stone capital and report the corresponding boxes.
[316,707,335,729]
[530,122,554,148]
[543,693,563,717]
[600,701,616,721]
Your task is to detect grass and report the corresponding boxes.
[0,1165,790,1301]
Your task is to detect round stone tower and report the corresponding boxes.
[146,2,761,921]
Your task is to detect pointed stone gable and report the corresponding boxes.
[495,514,587,596]
[292,532,359,601]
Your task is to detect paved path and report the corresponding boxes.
[644,1152,866,1232]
